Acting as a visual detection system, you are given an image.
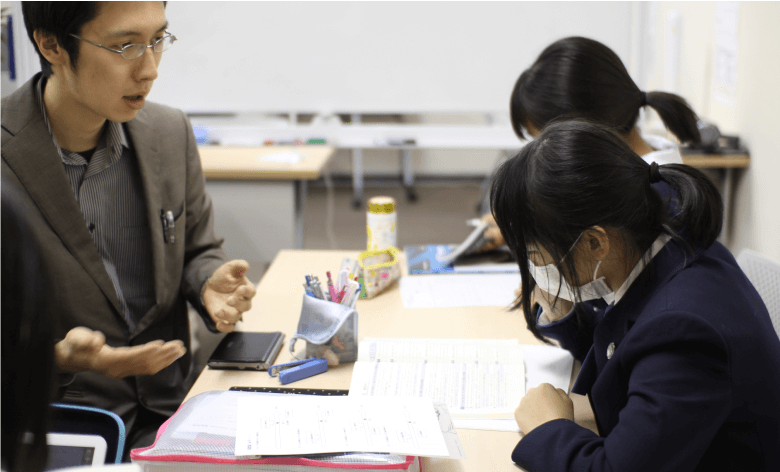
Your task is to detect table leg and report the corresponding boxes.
[295,179,308,249]
[351,148,364,209]
[402,148,417,202]
[351,114,364,209]
[719,168,734,245]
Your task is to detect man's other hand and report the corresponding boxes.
[54,327,186,378]
[203,259,257,332]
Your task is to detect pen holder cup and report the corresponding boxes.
[289,294,358,366]
[358,247,401,299]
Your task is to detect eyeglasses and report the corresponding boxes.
[69,32,177,60]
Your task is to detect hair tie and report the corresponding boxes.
[649,161,662,184]
[640,91,648,107]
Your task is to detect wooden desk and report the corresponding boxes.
[199,145,334,180]
[680,153,749,168]
[196,146,335,276]
[186,250,596,472]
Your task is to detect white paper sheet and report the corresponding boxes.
[452,262,519,274]
[399,273,521,308]
[256,151,303,164]
[432,402,467,460]
[235,395,449,457]
[453,345,574,432]
[349,338,524,419]
[173,390,244,439]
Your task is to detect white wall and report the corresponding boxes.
[646,2,780,261]
[152,2,633,114]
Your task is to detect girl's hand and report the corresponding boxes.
[515,383,574,435]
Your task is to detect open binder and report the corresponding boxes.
[131,390,420,471]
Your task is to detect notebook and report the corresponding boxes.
[207,331,284,371]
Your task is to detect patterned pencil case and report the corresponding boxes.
[358,247,401,299]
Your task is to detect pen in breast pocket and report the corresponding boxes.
[160,209,175,244]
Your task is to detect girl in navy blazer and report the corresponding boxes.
[491,120,780,471]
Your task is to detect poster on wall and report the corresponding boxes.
[713,1,739,107]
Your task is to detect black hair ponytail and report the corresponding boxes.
[644,92,702,145]
[510,36,702,145]
[657,164,723,248]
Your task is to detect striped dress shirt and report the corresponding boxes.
[36,77,155,332]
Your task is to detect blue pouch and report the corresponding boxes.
[289,294,358,365]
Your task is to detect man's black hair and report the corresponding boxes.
[21,1,167,77]
[22,1,99,77]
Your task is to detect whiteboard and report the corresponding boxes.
[148,1,634,114]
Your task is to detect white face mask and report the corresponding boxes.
[528,258,614,304]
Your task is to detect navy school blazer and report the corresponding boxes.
[512,238,780,471]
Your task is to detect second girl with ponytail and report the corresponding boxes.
[480,36,701,250]
[509,36,700,162]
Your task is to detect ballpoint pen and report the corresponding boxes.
[350,284,362,308]
[338,269,349,292]
[336,284,347,303]
[326,271,337,302]
[313,280,326,300]
[160,209,175,244]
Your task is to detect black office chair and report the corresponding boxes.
[49,403,127,465]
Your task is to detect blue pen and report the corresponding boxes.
[350,284,362,308]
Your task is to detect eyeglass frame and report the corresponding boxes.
[69,32,177,60]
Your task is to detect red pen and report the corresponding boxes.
[336,286,347,303]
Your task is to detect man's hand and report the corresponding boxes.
[54,327,186,379]
[203,259,257,332]
[515,383,574,435]
[479,213,506,252]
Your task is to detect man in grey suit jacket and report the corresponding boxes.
[2,1,257,455]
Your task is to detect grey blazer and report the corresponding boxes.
[1,74,227,427]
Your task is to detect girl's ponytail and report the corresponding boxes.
[657,163,723,248]
[644,91,702,145]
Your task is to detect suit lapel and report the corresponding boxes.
[125,113,167,319]
[2,84,125,318]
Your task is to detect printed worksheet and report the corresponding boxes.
[235,395,450,457]
[348,338,524,419]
